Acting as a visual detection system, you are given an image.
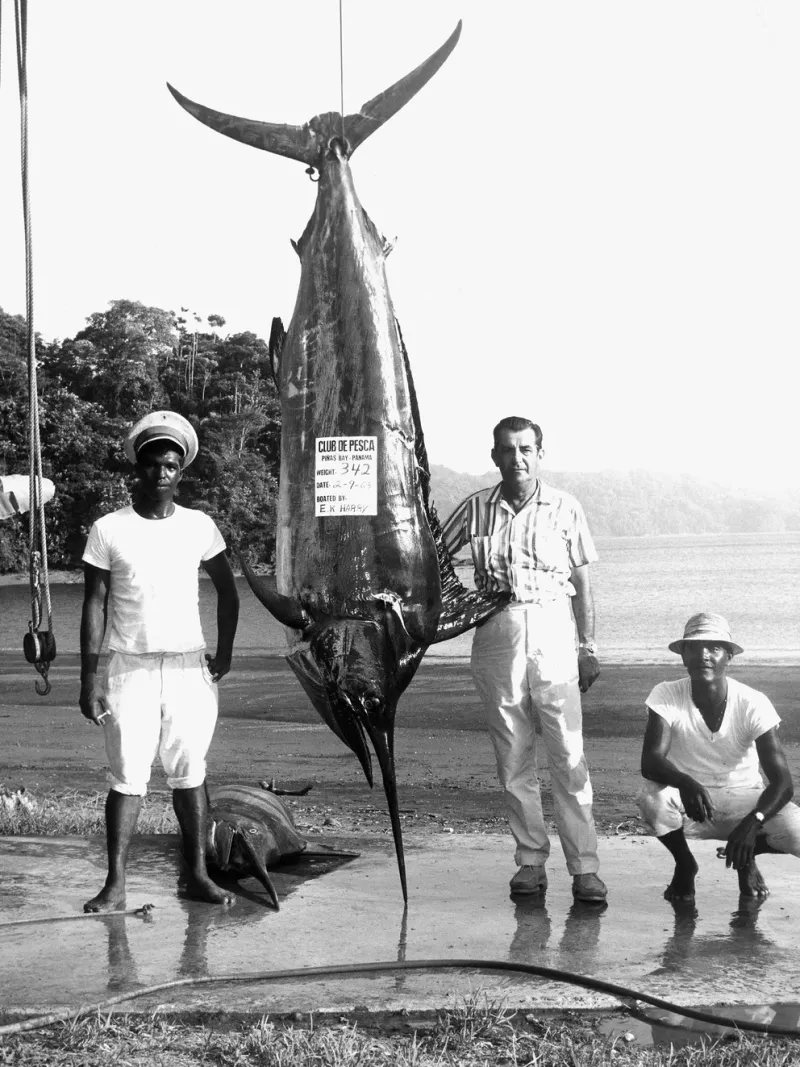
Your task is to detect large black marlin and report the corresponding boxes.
[168,21,504,900]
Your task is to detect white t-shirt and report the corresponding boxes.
[83,504,226,654]
[645,676,781,789]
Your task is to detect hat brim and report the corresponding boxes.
[135,430,187,456]
[669,638,744,657]
[123,417,199,468]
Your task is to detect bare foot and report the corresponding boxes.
[738,861,769,899]
[84,882,126,913]
[664,858,698,903]
[185,871,235,905]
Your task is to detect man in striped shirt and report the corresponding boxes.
[442,416,606,903]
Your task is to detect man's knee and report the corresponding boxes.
[636,782,683,835]
[765,801,800,858]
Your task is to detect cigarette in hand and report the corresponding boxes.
[96,711,110,723]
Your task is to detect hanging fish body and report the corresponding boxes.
[169,22,503,902]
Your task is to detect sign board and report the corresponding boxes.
[315,436,378,516]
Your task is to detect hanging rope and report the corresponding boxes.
[338,0,346,144]
[13,0,56,695]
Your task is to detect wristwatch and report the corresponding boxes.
[753,811,765,823]
[579,642,597,656]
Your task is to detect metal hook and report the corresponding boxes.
[305,166,319,183]
[34,673,51,697]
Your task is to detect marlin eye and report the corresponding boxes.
[248,828,258,835]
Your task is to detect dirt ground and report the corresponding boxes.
[3,653,800,838]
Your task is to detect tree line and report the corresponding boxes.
[2,298,798,576]
[0,300,279,572]
[428,465,800,538]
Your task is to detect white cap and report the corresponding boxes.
[124,411,199,468]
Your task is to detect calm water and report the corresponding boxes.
[1,532,798,664]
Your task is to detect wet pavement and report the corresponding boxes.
[1,832,799,1028]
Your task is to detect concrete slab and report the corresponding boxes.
[1,833,799,1022]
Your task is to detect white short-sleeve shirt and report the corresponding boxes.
[645,676,781,789]
[83,504,226,655]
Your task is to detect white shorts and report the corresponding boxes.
[101,650,218,795]
[636,780,800,857]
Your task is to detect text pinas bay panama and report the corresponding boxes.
[315,437,377,517]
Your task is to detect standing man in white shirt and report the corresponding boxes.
[639,613,799,903]
[442,416,606,903]
[79,411,239,912]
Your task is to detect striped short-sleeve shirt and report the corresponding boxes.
[441,481,598,603]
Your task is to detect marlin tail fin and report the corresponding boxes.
[167,21,461,166]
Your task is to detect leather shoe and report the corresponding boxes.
[572,872,607,902]
[509,865,548,894]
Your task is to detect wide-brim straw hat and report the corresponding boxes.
[124,411,199,468]
[668,612,744,657]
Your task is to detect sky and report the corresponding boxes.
[1,1,799,486]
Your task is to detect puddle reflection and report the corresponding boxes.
[651,899,782,983]
[508,897,607,968]
[602,1000,800,1048]
[102,913,145,992]
[95,848,357,992]
[600,899,799,1047]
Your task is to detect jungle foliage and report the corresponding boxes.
[2,300,799,574]
[0,301,279,572]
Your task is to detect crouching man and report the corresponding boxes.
[637,613,800,903]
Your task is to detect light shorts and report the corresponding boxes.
[101,649,218,795]
[637,780,800,857]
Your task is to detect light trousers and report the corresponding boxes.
[637,780,800,856]
[471,600,599,874]
[102,650,218,796]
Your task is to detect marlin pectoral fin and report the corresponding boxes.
[210,820,235,870]
[300,845,362,860]
[344,21,462,153]
[432,590,510,643]
[239,556,310,631]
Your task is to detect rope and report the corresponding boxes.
[1,957,800,1039]
[338,0,345,144]
[0,903,156,930]
[13,0,54,696]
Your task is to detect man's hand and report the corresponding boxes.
[79,682,109,726]
[678,778,715,823]
[577,648,600,693]
[205,653,232,683]
[724,813,760,870]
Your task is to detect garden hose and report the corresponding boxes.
[1,957,800,1039]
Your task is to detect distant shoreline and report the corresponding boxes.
[0,570,82,586]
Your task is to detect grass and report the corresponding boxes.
[1,997,800,1066]
[0,787,178,836]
